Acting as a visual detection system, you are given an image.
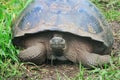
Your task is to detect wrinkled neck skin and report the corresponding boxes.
[52,47,65,53]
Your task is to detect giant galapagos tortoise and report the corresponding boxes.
[12,0,114,67]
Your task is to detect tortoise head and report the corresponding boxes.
[49,34,66,56]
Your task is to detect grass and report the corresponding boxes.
[0,0,120,79]
[91,0,120,22]
[0,0,32,79]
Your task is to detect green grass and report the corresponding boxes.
[0,0,120,79]
[91,0,120,22]
[0,0,32,79]
[73,64,120,80]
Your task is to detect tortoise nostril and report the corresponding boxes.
[51,39,54,42]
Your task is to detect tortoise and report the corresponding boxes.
[12,0,114,67]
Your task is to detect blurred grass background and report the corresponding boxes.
[91,0,120,22]
[0,0,120,79]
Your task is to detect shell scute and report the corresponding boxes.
[19,6,42,30]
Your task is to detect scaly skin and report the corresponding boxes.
[18,43,46,64]
[64,34,110,67]
[17,31,111,67]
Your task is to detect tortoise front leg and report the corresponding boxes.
[77,52,111,67]
[18,43,46,64]
[65,50,111,68]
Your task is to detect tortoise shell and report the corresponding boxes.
[13,0,113,48]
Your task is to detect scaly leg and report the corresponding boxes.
[77,52,111,67]
[18,43,46,64]
[65,50,111,67]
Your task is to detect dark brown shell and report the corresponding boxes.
[12,0,114,48]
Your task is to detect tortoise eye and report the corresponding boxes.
[60,39,63,42]
[61,39,65,43]
[52,39,55,42]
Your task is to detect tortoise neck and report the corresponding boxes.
[52,48,65,56]
[53,33,63,37]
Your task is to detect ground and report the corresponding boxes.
[112,22,120,53]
